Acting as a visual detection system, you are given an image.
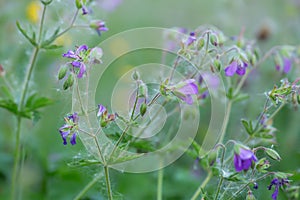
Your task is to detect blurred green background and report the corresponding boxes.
[0,0,300,199]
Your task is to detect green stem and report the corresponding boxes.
[11,4,48,199]
[191,171,213,200]
[74,174,101,200]
[11,117,22,200]
[104,166,113,200]
[108,125,130,161]
[218,100,232,144]
[157,168,164,200]
[214,177,224,200]
[130,82,140,120]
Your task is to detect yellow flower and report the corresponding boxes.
[54,34,72,46]
[26,1,41,23]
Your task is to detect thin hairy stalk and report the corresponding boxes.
[191,171,213,200]
[104,165,113,200]
[56,9,79,38]
[227,172,274,200]
[218,100,232,144]
[169,56,180,81]
[11,4,48,199]
[108,125,130,161]
[157,167,164,200]
[74,174,102,200]
[130,82,140,120]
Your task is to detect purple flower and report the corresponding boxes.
[59,112,79,145]
[186,32,197,46]
[225,61,248,77]
[97,104,107,117]
[171,79,199,104]
[268,178,289,200]
[82,5,89,15]
[279,57,292,74]
[233,144,257,172]
[96,104,116,127]
[62,45,89,78]
[90,21,109,36]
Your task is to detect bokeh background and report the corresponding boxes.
[0,0,300,199]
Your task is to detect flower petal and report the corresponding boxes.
[224,61,238,76]
[234,154,243,172]
[283,57,292,74]
[70,133,77,145]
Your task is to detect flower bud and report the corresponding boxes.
[63,74,74,90]
[140,102,147,116]
[265,148,281,161]
[131,70,140,81]
[75,0,83,9]
[197,37,205,50]
[58,65,68,80]
[40,0,53,5]
[246,190,256,200]
[209,33,218,46]
[0,64,5,77]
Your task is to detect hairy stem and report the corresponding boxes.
[218,100,232,143]
[191,171,213,200]
[11,4,47,199]
[104,166,113,200]
[74,174,102,200]
[157,168,164,200]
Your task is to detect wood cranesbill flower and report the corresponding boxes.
[268,178,289,200]
[233,144,257,172]
[167,79,199,105]
[59,112,79,145]
[90,21,109,36]
[97,104,116,127]
[62,45,89,78]
[224,60,248,76]
[275,57,292,74]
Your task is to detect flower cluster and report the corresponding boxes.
[224,60,248,77]
[268,178,289,200]
[162,79,199,105]
[59,112,79,145]
[97,104,117,127]
[63,45,89,78]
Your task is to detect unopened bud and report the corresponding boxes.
[140,103,147,116]
[58,65,68,80]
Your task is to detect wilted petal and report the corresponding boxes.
[271,185,279,200]
[225,61,238,76]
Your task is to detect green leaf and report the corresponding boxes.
[274,171,293,179]
[68,159,102,168]
[241,119,254,135]
[25,93,53,111]
[40,27,60,48]
[0,86,14,100]
[223,171,244,182]
[42,44,63,50]
[16,21,37,47]
[0,99,19,116]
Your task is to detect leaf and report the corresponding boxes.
[274,171,293,179]
[241,119,254,135]
[0,86,14,100]
[42,44,63,50]
[25,93,53,111]
[16,21,37,47]
[68,158,102,168]
[40,27,60,48]
[0,99,19,116]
